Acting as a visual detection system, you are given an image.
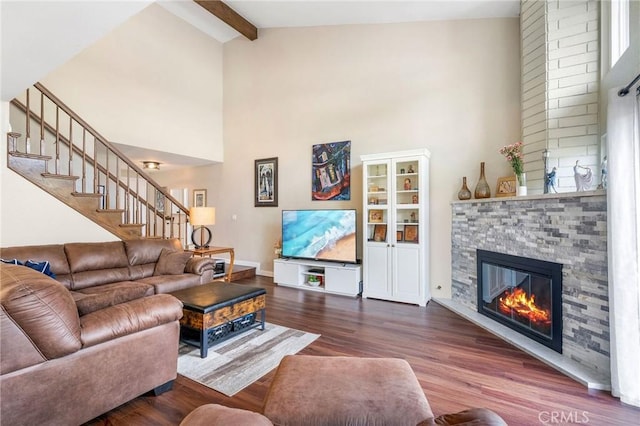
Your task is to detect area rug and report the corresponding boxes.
[177,322,320,396]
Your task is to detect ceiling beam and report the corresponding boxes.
[194,0,257,41]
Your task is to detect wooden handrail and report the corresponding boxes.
[9,83,192,241]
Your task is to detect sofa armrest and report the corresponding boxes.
[185,257,217,275]
[80,294,183,348]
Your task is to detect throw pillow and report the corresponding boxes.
[25,260,57,279]
[1,258,23,265]
[153,248,192,276]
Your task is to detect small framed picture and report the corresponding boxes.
[193,189,207,207]
[496,176,516,197]
[368,209,383,223]
[396,230,404,242]
[404,225,418,243]
[373,224,387,242]
[255,157,278,207]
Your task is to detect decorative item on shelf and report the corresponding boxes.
[373,224,387,242]
[307,275,322,287]
[274,239,282,258]
[404,178,411,190]
[369,185,379,192]
[598,156,607,189]
[400,168,405,174]
[369,196,379,205]
[410,212,417,222]
[412,194,418,204]
[499,141,525,196]
[474,162,491,199]
[407,165,415,173]
[404,225,418,243]
[496,176,516,197]
[457,177,472,200]
[368,209,383,223]
[574,160,593,192]
[190,207,216,249]
[396,230,404,242]
[516,173,527,196]
[542,149,551,194]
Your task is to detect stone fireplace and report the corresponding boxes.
[445,191,610,388]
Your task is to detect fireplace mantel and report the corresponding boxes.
[448,190,609,389]
[451,189,605,205]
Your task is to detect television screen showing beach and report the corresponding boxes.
[282,210,357,263]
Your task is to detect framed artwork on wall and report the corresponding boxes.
[312,140,351,200]
[193,189,207,207]
[255,157,278,207]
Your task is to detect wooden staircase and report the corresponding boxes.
[7,83,189,241]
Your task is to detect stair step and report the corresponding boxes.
[9,151,52,161]
[41,173,78,181]
[119,223,144,229]
[97,208,126,214]
[229,264,257,281]
[72,192,102,198]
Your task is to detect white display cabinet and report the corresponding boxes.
[273,258,362,297]
[361,149,430,306]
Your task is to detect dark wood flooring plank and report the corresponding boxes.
[85,276,639,425]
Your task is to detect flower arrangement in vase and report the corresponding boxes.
[500,141,526,196]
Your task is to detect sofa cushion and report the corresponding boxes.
[0,264,81,361]
[139,273,203,294]
[0,244,72,288]
[263,355,434,426]
[154,249,192,276]
[71,281,155,316]
[125,238,183,266]
[65,241,131,289]
[80,294,183,348]
[180,404,273,426]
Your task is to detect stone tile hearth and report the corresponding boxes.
[449,190,609,389]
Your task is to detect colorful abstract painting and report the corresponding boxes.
[312,141,351,201]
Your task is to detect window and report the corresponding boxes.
[610,0,630,66]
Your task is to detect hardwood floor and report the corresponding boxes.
[86,276,639,425]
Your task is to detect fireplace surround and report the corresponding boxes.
[448,191,609,388]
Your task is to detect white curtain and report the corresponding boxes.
[607,83,640,407]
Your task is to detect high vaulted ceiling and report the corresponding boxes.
[161,0,521,43]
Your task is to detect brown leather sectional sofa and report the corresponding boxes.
[0,238,216,425]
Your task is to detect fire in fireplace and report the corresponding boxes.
[477,249,563,353]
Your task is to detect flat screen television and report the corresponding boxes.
[281,209,357,264]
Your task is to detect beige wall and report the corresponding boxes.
[40,3,224,162]
[1,4,224,247]
[220,19,521,296]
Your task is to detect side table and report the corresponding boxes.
[191,246,234,282]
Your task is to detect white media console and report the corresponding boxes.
[273,258,362,297]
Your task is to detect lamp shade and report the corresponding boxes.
[190,207,216,226]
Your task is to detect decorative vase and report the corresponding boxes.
[516,172,527,196]
[474,162,491,199]
[457,177,472,200]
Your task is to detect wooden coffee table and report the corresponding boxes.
[170,282,266,358]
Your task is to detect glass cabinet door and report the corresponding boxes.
[366,161,389,243]
[394,159,420,244]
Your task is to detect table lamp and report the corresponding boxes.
[190,207,216,249]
